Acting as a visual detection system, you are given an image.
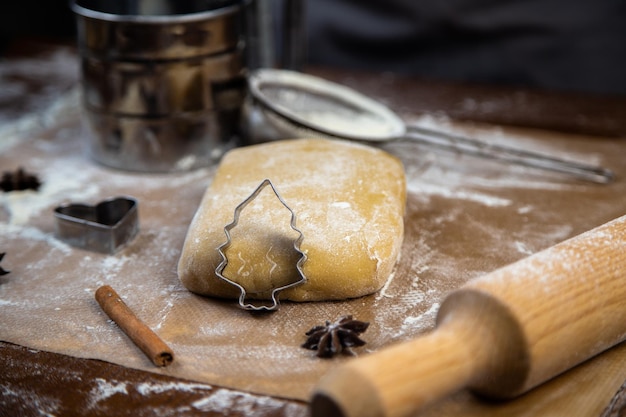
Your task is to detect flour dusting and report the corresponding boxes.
[192,388,306,417]
[393,302,440,339]
[136,381,213,396]
[409,182,512,207]
[0,223,72,254]
[2,67,624,409]
[0,157,100,225]
[88,378,129,408]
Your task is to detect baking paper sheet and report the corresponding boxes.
[1,77,626,415]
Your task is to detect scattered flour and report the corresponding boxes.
[0,223,72,254]
[0,87,80,153]
[0,384,61,417]
[192,388,306,416]
[87,378,128,409]
[515,241,535,256]
[408,182,512,207]
[376,268,398,300]
[393,302,441,339]
[0,157,100,225]
[135,381,213,396]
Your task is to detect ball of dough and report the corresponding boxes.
[177,138,406,302]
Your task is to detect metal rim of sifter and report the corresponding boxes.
[215,179,308,312]
[246,69,614,184]
[71,0,243,24]
[247,68,407,142]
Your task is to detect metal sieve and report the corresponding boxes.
[243,69,613,184]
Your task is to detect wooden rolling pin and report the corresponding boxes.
[311,214,626,417]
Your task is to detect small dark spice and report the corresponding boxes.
[302,315,369,358]
[0,167,41,192]
[0,253,10,276]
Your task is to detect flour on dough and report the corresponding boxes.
[177,138,406,302]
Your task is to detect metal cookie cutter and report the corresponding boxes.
[54,196,139,254]
[215,179,307,311]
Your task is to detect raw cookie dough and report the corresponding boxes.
[177,138,406,301]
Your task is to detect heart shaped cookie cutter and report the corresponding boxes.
[54,196,139,254]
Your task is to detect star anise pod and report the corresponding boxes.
[0,253,10,276]
[0,167,41,192]
[302,315,369,358]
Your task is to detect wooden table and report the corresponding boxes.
[1,41,626,417]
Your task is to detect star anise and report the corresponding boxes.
[0,253,10,276]
[0,167,41,192]
[302,315,369,358]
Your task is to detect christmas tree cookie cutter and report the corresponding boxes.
[215,179,307,311]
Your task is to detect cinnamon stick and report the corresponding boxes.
[95,285,174,367]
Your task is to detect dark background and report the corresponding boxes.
[0,1,76,50]
[1,0,625,96]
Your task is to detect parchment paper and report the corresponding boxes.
[1,86,626,415]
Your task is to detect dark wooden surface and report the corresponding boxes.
[0,341,308,417]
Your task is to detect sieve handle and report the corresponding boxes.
[404,125,614,184]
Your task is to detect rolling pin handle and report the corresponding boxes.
[311,319,489,417]
[311,290,530,417]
